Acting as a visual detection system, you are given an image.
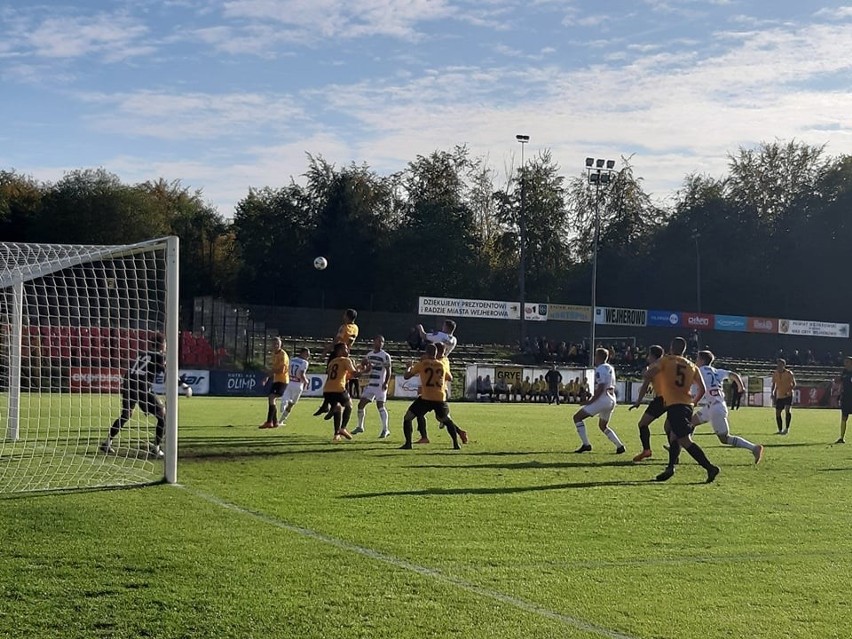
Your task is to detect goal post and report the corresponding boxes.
[0,237,180,494]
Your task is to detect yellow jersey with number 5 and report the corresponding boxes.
[653,355,699,406]
[410,359,451,402]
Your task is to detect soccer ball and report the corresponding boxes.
[313,256,328,270]
[184,386,193,397]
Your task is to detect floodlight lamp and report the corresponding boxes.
[516,134,530,142]
[600,173,611,184]
[585,157,594,168]
[596,159,605,168]
[589,173,600,184]
[606,160,616,169]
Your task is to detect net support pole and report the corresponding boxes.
[164,236,179,484]
[5,279,24,441]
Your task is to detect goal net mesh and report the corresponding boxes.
[0,240,172,494]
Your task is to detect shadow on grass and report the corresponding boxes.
[408,459,636,470]
[342,478,660,498]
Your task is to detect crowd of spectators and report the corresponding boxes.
[475,373,592,404]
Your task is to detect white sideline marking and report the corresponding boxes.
[182,486,639,639]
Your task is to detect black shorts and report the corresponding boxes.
[408,397,450,420]
[841,396,852,417]
[121,384,163,417]
[644,396,666,420]
[666,404,694,438]
[269,382,287,397]
[323,391,350,406]
[774,396,793,410]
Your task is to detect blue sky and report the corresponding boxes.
[2,0,851,216]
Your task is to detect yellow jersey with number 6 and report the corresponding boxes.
[653,355,699,406]
[410,359,451,402]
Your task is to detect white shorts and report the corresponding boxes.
[281,382,304,405]
[584,393,616,422]
[360,385,388,403]
[695,402,729,436]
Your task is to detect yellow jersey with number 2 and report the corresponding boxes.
[410,359,451,402]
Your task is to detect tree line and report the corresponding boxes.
[1,140,850,323]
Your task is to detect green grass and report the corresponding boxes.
[2,398,852,639]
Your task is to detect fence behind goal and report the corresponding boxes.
[0,238,179,494]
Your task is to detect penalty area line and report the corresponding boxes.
[181,485,639,639]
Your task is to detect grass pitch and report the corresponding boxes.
[2,398,851,639]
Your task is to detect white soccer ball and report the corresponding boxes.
[185,386,193,397]
[314,256,328,270]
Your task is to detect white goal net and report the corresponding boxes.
[0,237,179,494]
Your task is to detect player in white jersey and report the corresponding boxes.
[279,348,310,423]
[412,320,458,357]
[572,348,626,454]
[352,336,392,438]
[692,350,764,464]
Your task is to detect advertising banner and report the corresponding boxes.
[748,317,777,334]
[680,312,713,330]
[794,383,833,407]
[548,304,591,322]
[647,310,680,328]
[523,303,548,321]
[391,375,451,399]
[153,369,210,396]
[714,315,748,332]
[594,306,647,327]
[70,367,122,393]
[418,296,520,320]
[303,374,327,397]
[778,319,850,338]
[495,366,524,386]
[209,371,268,396]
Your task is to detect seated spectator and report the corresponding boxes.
[481,374,494,401]
[494,376,509,402]
[578,378,591,403]
[511,379,524,402]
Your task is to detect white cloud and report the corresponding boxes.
[22,12,153,61]
[814,6,852,19]
[78,91,307,140]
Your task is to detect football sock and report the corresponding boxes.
[444,421,459,448]
[667,438,681,467]
[378,407,389,431]
[776,415,783,431]
[271,405,278,424]
[341,406,352,429]
[417,415,428,438]
[785,413,792,430]
[727,435,757,452]
[575,421,591,446]
[603,427,624,448]
[155,416,165,445]
[684,442,714,470]
[403,419,413,446]
[333,411,341,435]
[266,405,275,423]
[842,420,848,440]
[357,409,366,431]
[639,424,651,451]
[109,413,128,439]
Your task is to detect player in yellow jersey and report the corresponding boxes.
[324,342,360,441]
[413,342,468,445]
[260,337,289,429]
[628,345,667,462]
[400,344,460,450]
[644,337,719,483]
[771,358,797,435]
[314,308,360,417]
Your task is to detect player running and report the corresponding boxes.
[100,332,186,458]
[260,337,289,429]
[572,348,626,454]
[628,344,667,462]
[645,337,719,483]
[692,350,764,463]
[399,344,461,450]
[353,336,392,439]
[280,347,310,424]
